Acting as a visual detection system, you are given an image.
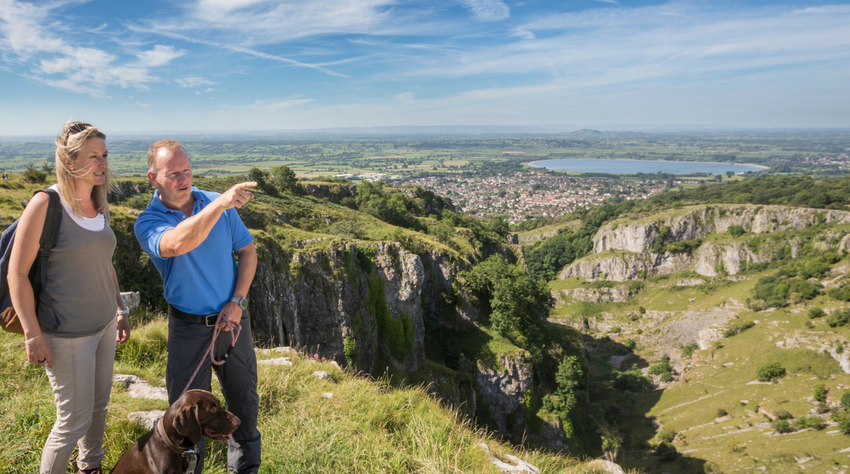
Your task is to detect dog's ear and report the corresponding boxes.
[173,404,203,445]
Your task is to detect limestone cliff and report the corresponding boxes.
[594,205,850,254]
[249,240,460,373]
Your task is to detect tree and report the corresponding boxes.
[247,167,279,196]
[269,165,297,193]
[41,161,55,174]
[465,255,554,350]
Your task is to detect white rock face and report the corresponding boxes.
[127,410,165,430]
[312,371,335,383]
[594,205,850,254]
[477,443,540,474]
[475,353,533,437]
[113,374,168,401]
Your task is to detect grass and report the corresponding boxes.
[0,309,606,474]
[548,261,850,474]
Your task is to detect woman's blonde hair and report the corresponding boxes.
[54,120,117,218]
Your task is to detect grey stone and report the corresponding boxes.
[127,410,165,430]
[113,374,168,401]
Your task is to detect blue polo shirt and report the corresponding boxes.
[134,187,254,315]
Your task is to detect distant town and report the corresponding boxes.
[403,171,666,223]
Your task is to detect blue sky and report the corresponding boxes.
[1,0,849,135]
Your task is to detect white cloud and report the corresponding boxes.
[186,0,397,44]
[176,76,214,88]
[394,92,414,101]
[460,0,510,21]
[135,45,186,67]
[0,0,178,95]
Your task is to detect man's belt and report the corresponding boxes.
[168,305,219,327]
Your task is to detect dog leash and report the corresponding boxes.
[179,312,242,398]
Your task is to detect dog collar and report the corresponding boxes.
[156,418,192,455]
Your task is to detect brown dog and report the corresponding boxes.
[112,389,240,474]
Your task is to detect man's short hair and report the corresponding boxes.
[147,139,186,174]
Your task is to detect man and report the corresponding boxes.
[134,139,261,473]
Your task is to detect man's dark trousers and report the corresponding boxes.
[166,309,261,474]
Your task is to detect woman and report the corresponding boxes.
[9,121,131,474]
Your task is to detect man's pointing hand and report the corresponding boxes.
[217,181,257,210]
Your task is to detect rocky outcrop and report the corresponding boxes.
[594,205,850,254]
[555,286,634,303]
[775,331,850,374]
[559,251,692,282]
[476,353,533,438]
[249,240,474,375]
[300,183,356,203]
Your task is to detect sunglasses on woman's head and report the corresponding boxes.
[65,123,91,144]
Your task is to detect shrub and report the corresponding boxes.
[23,165,47,184]
[841,391,850,409]
[773,420,793,433]
[808,307,826,319]
[827,310,850,328]
[624,339,637,351]
[716,408,728,418]
[774,409,793,420]
[757,362,786,382]
[681,342,700,359]
[611,364,654,392]
[796,416,826,431]
[660,372,673,383]
[840,418,850,435]
[814,384,827,403]
[728,225,746,238]
[724,319,755,338]
[657,429,675,443]
[655,442,679,461]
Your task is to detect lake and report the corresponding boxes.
[528,159,766,175]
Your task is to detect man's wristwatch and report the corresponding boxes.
[230,296,248,310]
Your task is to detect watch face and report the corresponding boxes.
[238,298,248,309]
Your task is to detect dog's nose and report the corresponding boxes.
[231,416,241,430]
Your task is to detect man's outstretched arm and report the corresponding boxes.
[159,182,257,257]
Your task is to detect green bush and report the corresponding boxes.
[22,165,47,184]
[808,307,826,319]
[655,442,679,461]
[774,409,793,420]
[657,429,675,443]
[724,319,755,338]
[728,225,746,238]
[795,416,826,431]
[682,342,699,359]
[716,408,728,418]
[840,418,850,435]
[841,391,850,409]
[814,384,827,403]
[624,339,637,351]
[773,420,793,433]
[757,362,786,382]
[827,310,850,328]
[611,364,653,392]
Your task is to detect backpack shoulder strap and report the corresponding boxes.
[34,189,62,250]
[32,189,62,289]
